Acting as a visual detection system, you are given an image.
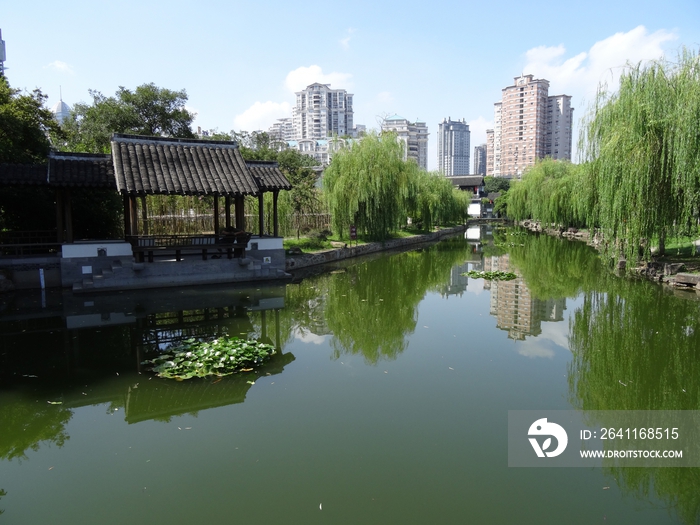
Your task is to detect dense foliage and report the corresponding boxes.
[0,77,61,163]
[506,49,700,262]
[58,83,195,153]
[324,132,468,240]
[581,48,700,259]
[506,159,588,228]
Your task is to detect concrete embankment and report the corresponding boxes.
[285,224,474,272]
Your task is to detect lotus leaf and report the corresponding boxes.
[142,337,276,380]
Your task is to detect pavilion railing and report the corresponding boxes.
[0,230,62,257]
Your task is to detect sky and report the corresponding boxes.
[3,0,699,170]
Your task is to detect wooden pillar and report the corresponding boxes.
[213,195,220,235]
[235,196,245,230]
[225,196,231,229]
[140,196,149,235]
[258,193,264,236]
[56,189,65,243]
[129,196,138,236]
[123,194,131,239]
[273,190,279,237]
[64,189,74,243]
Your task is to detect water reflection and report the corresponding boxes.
[0,284,295,458]
[483,253,567,340]
[505,229,700,524]
[323,241,482,363]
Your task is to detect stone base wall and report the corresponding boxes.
[285,225,469,272]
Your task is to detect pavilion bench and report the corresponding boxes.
[129,233,251,263]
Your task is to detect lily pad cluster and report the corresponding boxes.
[461,270,517,281]
[143,337,276,380]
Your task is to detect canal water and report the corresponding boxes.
[1,228,699,524]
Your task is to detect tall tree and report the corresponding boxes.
[59,83,195,153]
[0,77,61,163]
[324,132,419,240]
[580,48,700,259]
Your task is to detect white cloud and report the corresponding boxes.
[45,60,74,74]
[294,329,329,345]
[517,344,556,359]
[233,101,291,132]
[523,26,677,105]
[340,28,356,50]
[467,116,493,148]
[185,105,199,120]
[284,65,353,93]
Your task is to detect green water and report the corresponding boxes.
[1,229,699,524]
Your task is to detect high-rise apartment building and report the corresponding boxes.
[381,115,429,170]
[437,117,470,176]
[268,118,294,142]
[486,74,573,178]
[544,94,573,160]
[292,83,354,140]
[0,29,6,77]
[473,144,487,176]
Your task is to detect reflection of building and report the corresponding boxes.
[484,254,565,340]
[440,262,471,297]
[381,115,429,169]
[486,74,574,178]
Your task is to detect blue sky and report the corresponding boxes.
[3,0,699,170]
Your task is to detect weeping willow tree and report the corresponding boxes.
[506,158,588,227]
[411,172,470,230]
[324,132,420,240]
[580,48,700,260]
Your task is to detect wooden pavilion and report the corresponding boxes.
[0,134,291,253]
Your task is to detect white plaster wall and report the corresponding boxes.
[62,242,133,258]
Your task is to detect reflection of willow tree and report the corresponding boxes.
[324,241,473,364]
[272,276,333,349]
[0,488,5,515]
[505,231,604,299]
[568,281,700,524]
[0,400,72,460]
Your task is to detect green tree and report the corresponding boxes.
[324,132,419,240]
[412,171,468,230]
[0,77,61,163]
[59,83,195,153]
[507,158,587,228]
[580,48,700,259]
[483,176,510,194]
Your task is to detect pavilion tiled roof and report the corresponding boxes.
[246,160,292,191]
[48,152,116,188]
[111,134,260,196]
[0,152,116,189]
[447,176,484,188]
[0,163,47,186]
